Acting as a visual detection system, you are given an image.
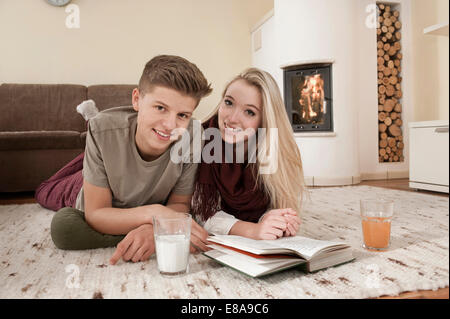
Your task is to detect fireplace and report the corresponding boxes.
[283,63,333,132]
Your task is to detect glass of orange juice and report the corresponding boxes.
[360,199,394,251]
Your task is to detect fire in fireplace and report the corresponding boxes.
[283,63,333,132]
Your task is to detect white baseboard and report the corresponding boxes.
[360,172,387,180]
[361,170,409,181]
[304,176,361,186]
[304,176,314,186]
[304,171,409,186]
[387,170,409,179]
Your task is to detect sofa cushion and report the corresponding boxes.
[0,131,84,151]
[0,149,85,192]
[0,83,87,132]
[80,131,87,146]
[87,85,136,111]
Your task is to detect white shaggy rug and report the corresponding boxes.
[0,185,448,299]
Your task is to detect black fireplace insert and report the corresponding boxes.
[283,63,333,132]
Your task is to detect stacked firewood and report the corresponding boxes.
[377,3,404,163]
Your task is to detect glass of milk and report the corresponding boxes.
[153,213,191,277]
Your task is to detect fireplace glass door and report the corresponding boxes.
[284,64,333,132]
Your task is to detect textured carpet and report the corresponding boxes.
[0,185,448,299]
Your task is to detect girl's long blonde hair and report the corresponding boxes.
[204,68,306,214]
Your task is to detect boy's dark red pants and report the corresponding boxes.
[35,152,84,211]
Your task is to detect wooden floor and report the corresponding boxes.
[0,178,448,299]
[0,191,36,205]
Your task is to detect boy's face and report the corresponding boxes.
[132,86,197,161]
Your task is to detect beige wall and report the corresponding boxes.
[2,0,446,122]
[411,0,449,121]
[0,0,273,121]
[243,0,274,30]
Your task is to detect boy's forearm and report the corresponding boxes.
[85,204,162,235]
[166,203,190,214]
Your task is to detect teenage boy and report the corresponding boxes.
[37,55,212,265]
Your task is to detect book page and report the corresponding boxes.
[209,235,347,260]
[203,250,305,278]
[268,236,347,259]
[209,235,280,254]
[207,244,299,265]
[230,236,276,249]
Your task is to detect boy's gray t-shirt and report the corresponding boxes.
[75,106,199,212]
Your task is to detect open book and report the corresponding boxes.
[203,235,354,278]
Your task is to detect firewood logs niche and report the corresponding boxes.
[377,3,404,163]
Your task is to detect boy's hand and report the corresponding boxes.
[110,224,155,265]
[254,208,301,240]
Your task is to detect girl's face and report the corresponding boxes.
[218,79,263,145]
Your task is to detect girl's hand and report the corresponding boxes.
[251,216,286,240]
[189,218,211,253]
[260,208,301,239]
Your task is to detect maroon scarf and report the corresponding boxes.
[191,115,270,223]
